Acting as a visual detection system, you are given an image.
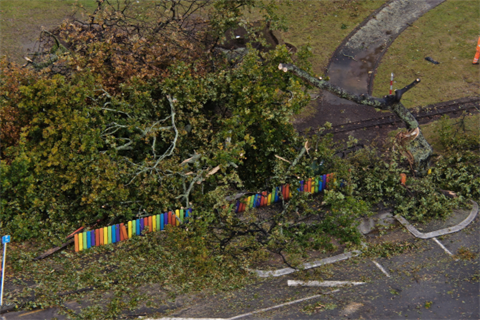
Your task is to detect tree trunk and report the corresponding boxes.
[278,63,433,176]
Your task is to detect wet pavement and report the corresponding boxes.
[105,205,478,320]
[3,208,478,319]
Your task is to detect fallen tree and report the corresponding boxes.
[278,63,433,176]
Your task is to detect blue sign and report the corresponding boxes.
[2,236,10,244]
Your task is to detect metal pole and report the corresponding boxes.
[389,73,394,95]
[0,241,6,307]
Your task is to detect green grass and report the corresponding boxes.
[372,0,480,108]
[0,0,97,64]
[6,228,253,319]
[420,113,479,154]
[264,0,387,121]
[272,0,386,75]
[1,0,386,73]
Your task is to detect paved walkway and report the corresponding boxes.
[295,0,446,134]
[155,212,480,319]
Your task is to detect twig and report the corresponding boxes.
[33,239,74,261]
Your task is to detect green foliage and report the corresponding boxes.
[4,1,479,318]
[425,113,480,205]
[8,227,252,319]
[0,0,374,256]
[0,152,41,239]
[349,123,479,221]
[362,241,416,259]
[436,114,480,152]
[320,189,366,244]
[1,18,314,241]
[352,144,460,220]
[2,4,478,311]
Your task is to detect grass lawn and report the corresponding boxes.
[245,0,387,121]
[421,113,479,154]
[0,0,97,64]
[5,228,254,319]
[1,0,386,70]
[372,0,480,108]
[272,0,386,75]
[1,0,477,107]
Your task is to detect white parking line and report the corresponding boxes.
[252,250,361,277]
[372,260,390,278]
[150,290,341,320]
[287,280,365,287]
[432,237,458,260]
[227,289,340,320]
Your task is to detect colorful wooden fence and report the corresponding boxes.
[74,209,192,252]
[235,173,337,213]
[75,173,338,252]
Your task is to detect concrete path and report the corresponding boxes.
[296,0,446,134]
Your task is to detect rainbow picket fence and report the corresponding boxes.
[75,173,337,252]
[74,209,192,252]
[235,174,336,213]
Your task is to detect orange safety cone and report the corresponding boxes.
[474,36,480,64]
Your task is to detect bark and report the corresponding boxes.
[278,63,433,175]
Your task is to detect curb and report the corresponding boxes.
[395,201,478,239]
[324,0,395,75]
[324,0,446,95]
[251,250,361,278]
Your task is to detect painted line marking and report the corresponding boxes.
[372,260,390,278]
[287,280,365,287]
[395,200,478,239]
[150,291,340,320]
[432,237,458,260]
[252,250,361,277]
[227,289,340,320]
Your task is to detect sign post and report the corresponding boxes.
[1,235,10,308]
[389,73,394,95]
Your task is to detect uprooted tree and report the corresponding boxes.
[0,0,320,241]
[1,0,477,262]
[278,63,433,176]
[1,0,377,259]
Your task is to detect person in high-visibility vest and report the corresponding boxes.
[474,36,480,64]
